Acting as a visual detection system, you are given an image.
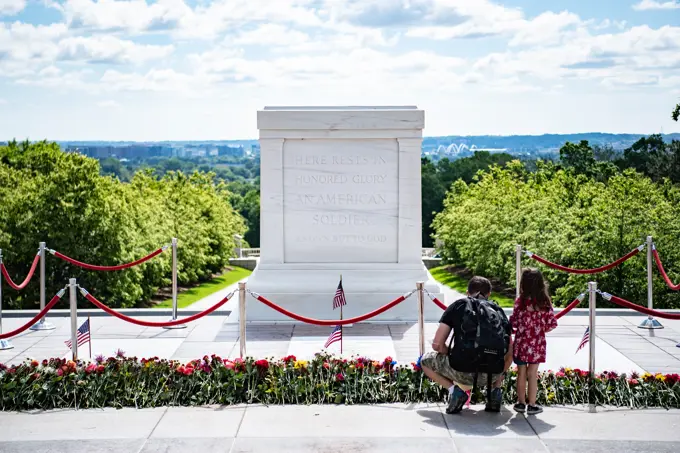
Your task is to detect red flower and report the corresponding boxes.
[31,373,41,380]
[336,373,345,381]
[223,360,235,370]
[96,365,105,374]
[323,362,330,370]
[411,362,421,372]
[384,356,393,364]
[282,355,296,363]
[30,360,39,368]
[86,364,97,374]
[41,359,48,367]
[628,378,639,385]
[254,359,269,370]
[183,366,194,376]
[56,368,64,377]
[356,363,365,370]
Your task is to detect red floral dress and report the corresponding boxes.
[509,298,558,364]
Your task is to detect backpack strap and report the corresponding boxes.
[487,370,493,404]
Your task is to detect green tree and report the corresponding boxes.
[672,103,679,122]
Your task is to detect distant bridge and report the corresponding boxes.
[435,144,508,155]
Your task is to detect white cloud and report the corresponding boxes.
[633,0,680,10]
[0,21,173,81]
[234,24,309,47]
[0,0,25,15]
[99,68,218,94]
[58,0,324,39]
[97,99,121,108]
[0,98,7,104]
[58,36,174,64]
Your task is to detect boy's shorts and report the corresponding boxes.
[420,351,503,391]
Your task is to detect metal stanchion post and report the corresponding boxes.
[639,236,663,329]
[515,245,522,299]
[239,281,246,358]
[69,278,78,361]
[31,242,55,331]
[164,237,186,330]
[588,281,597,413]
[416,281,425,357]
[0,249,14,350]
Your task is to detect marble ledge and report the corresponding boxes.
[257,109,424,131]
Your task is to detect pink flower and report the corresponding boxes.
[56,368,64,377]
[223,360,235,370]
[556,371,566,378]
[629,378,639,385]
[336,373,345,381]
[86,364,97,374]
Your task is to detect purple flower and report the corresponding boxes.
[115,349,126,358]
[94,354,105,364]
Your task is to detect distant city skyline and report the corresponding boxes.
[1,1,679,140]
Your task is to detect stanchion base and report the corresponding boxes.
[638,318,664,329]
[29,321,56,331]
[0,340,14,350]
[163,322,187,330]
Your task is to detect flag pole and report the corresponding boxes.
[340,274,343,355]
[88,315,92,359]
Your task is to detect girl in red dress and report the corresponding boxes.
[509,268,557,415]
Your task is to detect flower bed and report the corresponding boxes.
[1,352,679,410]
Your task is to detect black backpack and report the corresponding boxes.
[447,296,511,402]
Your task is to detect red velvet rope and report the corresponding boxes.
[431,296,448,310]
[555,297,582,320]
[254,293,409,326]
[653,249,680,291]
[53,247,165,271]
[529,246,642,274]
[0,254,40,290]
[82,291,232,327]
[0,292,63,339]
[606,294,680,320]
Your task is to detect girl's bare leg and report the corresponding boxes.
[516,365,527,404]
[527,364,540,405]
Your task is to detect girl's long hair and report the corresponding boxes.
[519,268,552,310]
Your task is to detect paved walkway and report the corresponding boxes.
[0,404,678,452]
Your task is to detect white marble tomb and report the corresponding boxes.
[246,106,444,322]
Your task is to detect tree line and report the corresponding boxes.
[0,141,246,309]
[432,135,680,309]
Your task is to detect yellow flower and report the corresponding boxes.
[294,360,308,369]
[642,372,652,379]
[656,373,666,381]
[349,365,355,370]
[565,368,573,373]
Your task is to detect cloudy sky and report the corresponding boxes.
[1,0,679,140]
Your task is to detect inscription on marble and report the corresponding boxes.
[283,139,398,263]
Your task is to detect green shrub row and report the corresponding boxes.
[433,161,680,308]
[0,141,246,308]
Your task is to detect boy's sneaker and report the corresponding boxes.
[513,403,526,413]
[446,386,469,414]
[484,388,503,413]
[527,405,543,415]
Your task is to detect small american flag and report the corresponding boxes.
[324,325,342,349]
[333,280,346,310]
[65,319,90,349]
[576,327,589,353]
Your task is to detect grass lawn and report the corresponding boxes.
[430,266,515,308]
[154,266,252,309]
